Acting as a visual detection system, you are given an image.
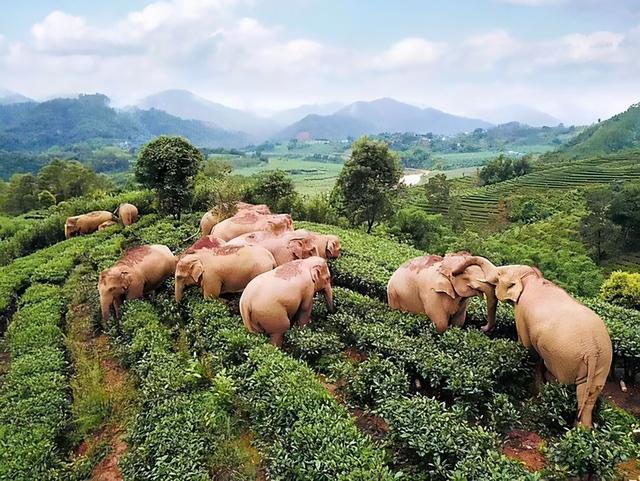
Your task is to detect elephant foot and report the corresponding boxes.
[480,324,494,334]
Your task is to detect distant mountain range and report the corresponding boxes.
[0,94,248,151]
[0,88,569,149]
[474,105,561,128]
[0,89,33,105]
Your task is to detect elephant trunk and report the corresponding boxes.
[175,281,185,303]
[323,284,335,313]
[483,287,498,332]
[452,256,498,282]
[100,295,111,323]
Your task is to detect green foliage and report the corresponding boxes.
[244,169,299,213]
[0,284,68,481]
[135,135,203,219]
[600,270,640,309]
[479,154,531,186]
[388,208,451,252]
[332,137,402,233]
[423,173,450,206]
[346,356,409,407]
[240,344,396,480]
[378,397,534,480]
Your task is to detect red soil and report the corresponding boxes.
[501,429,546,472]
[603,379,640,418]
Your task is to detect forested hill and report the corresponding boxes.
[0,94,249,151]
[544,102,640,160]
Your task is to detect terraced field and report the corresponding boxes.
[407,154,640,224]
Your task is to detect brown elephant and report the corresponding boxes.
[175,245,276,302]
[117,203,139,226]
[65,211,115,239]
[200,202,271,236]
[98,244,176,324]
[226,230,318,266]
[180,235,226,258]
[301,231,341,259]
[228,229,340,260]
[240,256,334,347]
[387,253,498,334]
[485,264,612,427]
[98,220,117,231]
[210,211,293,241]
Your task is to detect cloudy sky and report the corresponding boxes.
[1,0,639,124]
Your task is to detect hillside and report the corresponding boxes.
[0,94,248,151]
[408,152,640,224]
[0,89,33,105]
[137,89,276,139]
[274,113,375,140]
[474,104,561,127]
[275,98,493,140]
[546,103,640,160]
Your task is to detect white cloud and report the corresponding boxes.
[368,37,444,71]
[562,31,624,62]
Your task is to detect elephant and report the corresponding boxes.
[98,244,176,325]
[228,229,340,261]
[210,211,293,241]
[200,202,271,236]
[485,264,612,427]
[240,256,335,347]
[303,231,341,259]
[117,203,139,226]
[387,252,498,334]
[65,211,116,239]
[180,235,226,258]
[174,245,276,302]
[226,230,319,266]
[98,220,117,231]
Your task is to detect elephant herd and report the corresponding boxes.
[388,252,612,427]
[75,202,611,427]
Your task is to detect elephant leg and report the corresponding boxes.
[426,308,450,334]
[534,358,546,394]
[387,286,400,310]
[202,276,222,299]
[451,299,470,327]
[270,332,285,348]
[576,383,599,427]
[294,297,314,327]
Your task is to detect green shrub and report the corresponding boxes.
[240,344,396,480]
[600,270,640,309]
[346,356,409,407]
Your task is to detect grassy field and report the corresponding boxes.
[233,157,344,195]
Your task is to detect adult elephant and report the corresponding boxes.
[387,253,498,334]
[486,264,612,427]
[200,202,271,236]
[226,231,318,266]
[211,212,292,241]
[228,229,340,260]
[117,203,139,226]
[174,245,276,302]
[98,244,176,325]
[65,211,116,239]
[240,257,334,347]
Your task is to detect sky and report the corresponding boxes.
[0,0,639,124]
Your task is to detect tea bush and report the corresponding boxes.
[600,270,640,309]
[0,284,69,481]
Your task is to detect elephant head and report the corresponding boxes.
[310,259,335,313]
[98,267,133,322]
[492,265,543,304]
[175,254,204,302]
[65,217,79,239]
[288,237,319,260]
[325,235,341,259]
[439,253,500,332]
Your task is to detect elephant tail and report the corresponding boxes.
[577,353,596,420]
[240,298,262,333]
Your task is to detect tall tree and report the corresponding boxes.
[580,187,621,262]
[135,136,203,219]
[332,137,402,233]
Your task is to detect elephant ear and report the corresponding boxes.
[497,272,524,303]
[434,275,456,299]
[326,238,340,258]
[305,238,319,257]
[120,270,133,289]
[288,239,305,259]
[310,264,322,284]
[190,261,204,284]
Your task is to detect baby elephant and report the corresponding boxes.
[489,264,612,427]
[117,203,139,226]
[240,257,334,347]
[98,244,176,325]
[65,211,115,239]
[174,245,276,302]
